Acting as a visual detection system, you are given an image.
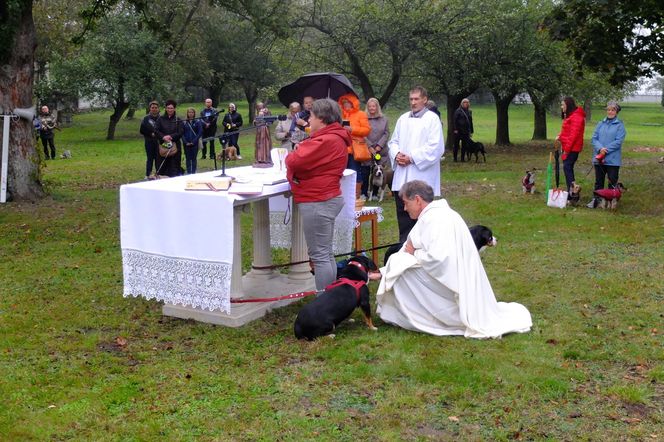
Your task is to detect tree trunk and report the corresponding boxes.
[531,97,548,140]
[0,5,44,201]
[243,83,258,122]
[125,107,136,119]
[583,98,592,122]
[106,102,129,141]
[493,93,514,146]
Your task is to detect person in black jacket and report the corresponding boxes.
[453,98,474,162]
[155,99,184,177]
[139,101,160,179]
[200,98,218,160]
[222,103,243,159]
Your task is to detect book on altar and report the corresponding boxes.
[185,178,232,191]
[228,183,264,195]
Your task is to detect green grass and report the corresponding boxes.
[1,101,663,440]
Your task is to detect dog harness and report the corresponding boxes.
[324,278,367,302]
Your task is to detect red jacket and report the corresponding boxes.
[558,107,586,154]
[286,122,351,203]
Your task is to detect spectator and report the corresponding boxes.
[274,102,300,150]
[363,97,390,198]
[555,96,586,192]
[39,105,58,160]
[222,103,243,159]
[183,107,203,174]
[139,101,160,179]
[200,98,218,160]
[155,99,184,177]
[587,101,626,208]
[285,98,350,290]
[338,93,371,200]
[291,95,314,145]
[453,98,474,162]
[387,86,444,242]
[426,99,441,117]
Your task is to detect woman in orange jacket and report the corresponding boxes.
[338,93,370,199]
[556,96,586,192]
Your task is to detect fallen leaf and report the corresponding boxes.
[448,416,460,422]
[568,412,582,418]
[546,339,558,345]
[47,404,56,409]
[115,336,127,347]
[622,417,642,424]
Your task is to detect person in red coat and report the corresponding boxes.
[556,96,586,192]
[286,98,351,290]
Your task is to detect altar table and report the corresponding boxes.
[120,166,355,326]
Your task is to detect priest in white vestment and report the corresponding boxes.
[375,181,532,338]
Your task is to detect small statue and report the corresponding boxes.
[253,103,273,168]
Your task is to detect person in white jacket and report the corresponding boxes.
[388,86,444,242]
[374,180,532,339]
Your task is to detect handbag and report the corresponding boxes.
[547,188,568,209]
[351,137,371,162]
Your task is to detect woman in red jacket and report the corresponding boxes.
[286,98,351,290]
[556,96,586,192]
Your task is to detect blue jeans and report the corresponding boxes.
[184,143,198,174]
[299,196,344,290]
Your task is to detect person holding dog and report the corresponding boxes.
[155,99,184,177]
[222,103,243,160]
[39,105,58,160]
[362,97,390,198]
[374,180,532,338]
[388,86,444,242]
[274,102,300,150]
[453,98,473,162]
[285,98,351,290]
[587,101,626,208]
[556,96,586,193]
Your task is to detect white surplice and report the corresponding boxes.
[376,199,532,338]
[387,109,444,195]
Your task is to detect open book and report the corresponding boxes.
[185,178,232,191]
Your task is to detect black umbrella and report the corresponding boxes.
[277,72,358,107]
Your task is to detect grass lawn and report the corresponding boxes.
[1,101,663,440]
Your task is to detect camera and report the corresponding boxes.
[342,120,350,127]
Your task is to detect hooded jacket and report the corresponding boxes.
[591,116,626,166]
[285,122,351,203]
[558,107,586,154]
[337,93,370,155]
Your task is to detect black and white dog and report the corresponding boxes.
[464,139,487,163]
[469,225,497,252]
[294,255,378,340]
[383,225,497,265]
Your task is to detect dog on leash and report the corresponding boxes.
[368,162,393,202]
[469,225,497,252]
[522,170,536,194]
[567,181,581,206]
[294,255,378,340]
[464,140,486,163]
[594,183,626,209]
[217,145,238,161]
[383,225,496,265]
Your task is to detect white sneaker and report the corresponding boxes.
[237,155,243,160]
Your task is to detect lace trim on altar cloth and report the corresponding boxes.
[122,249,232,314]
[270,213,354,255]
[353,206,384,227]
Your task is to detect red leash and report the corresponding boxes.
[230,289,319,303]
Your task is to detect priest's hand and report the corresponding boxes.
[404,239,415,254]
[396,152,411,166]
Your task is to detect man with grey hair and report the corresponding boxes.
[388,86,444,242]
[200,98,218,160]
[375,180,532,338]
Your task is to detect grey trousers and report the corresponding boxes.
[299,196,344,290]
